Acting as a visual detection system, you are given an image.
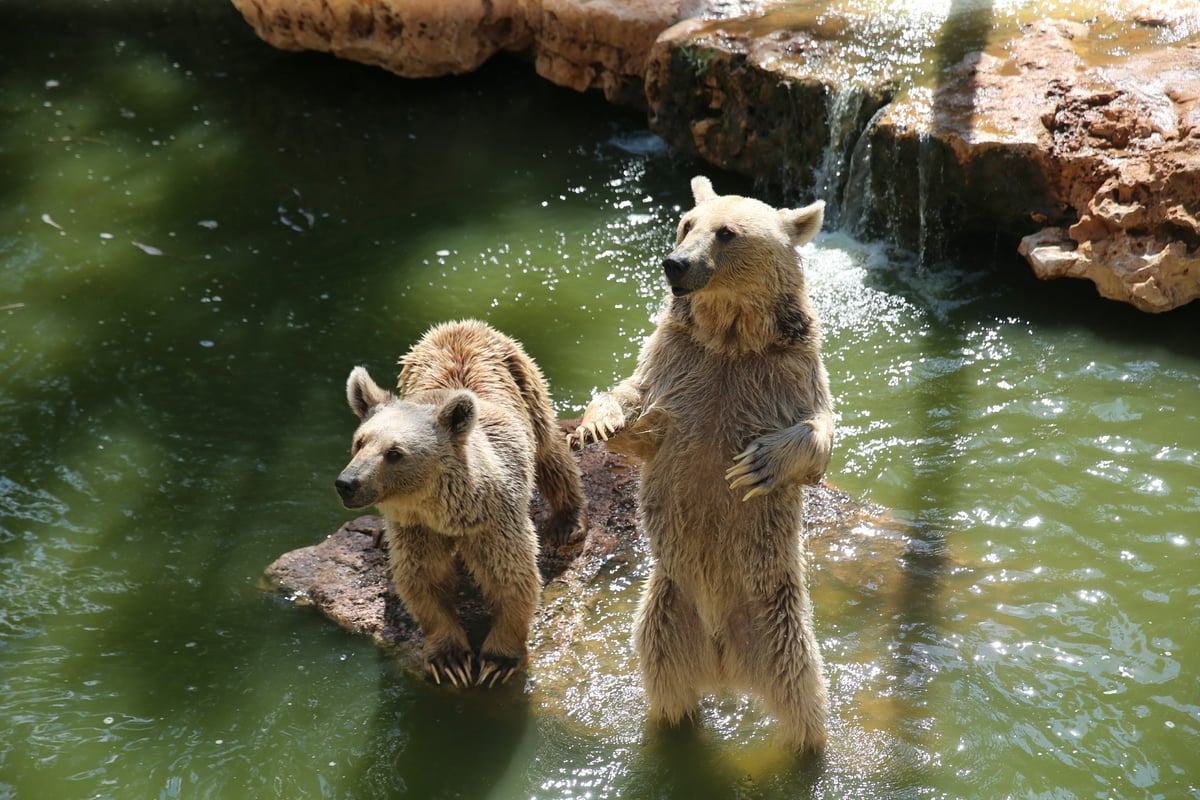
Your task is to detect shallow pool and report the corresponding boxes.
[1,3,1197,798]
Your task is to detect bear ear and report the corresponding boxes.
[436,390,478,439]
[779,200,825,247]
[346,366,390,420]
[691,175,717,205]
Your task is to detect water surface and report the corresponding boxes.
[1,3,1198,799]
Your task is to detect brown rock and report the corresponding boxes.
[229,0,760,106]
[530,0,696,107]
[230,0,534,78]
[1020,226,1200,312]
[646,13,895,210]
[1031,37,1200,311]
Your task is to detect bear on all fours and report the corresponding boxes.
[336,320,585,689]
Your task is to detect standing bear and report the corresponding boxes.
[570,177,834,752]
[336,319,585,688]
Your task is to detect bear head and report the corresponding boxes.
[662,176,824,297]
[335,366,478,511]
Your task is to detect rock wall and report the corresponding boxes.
[1018,36,1200,311]
[645,12,1200,312]
[229,0,1200,311]
[230,0,758,107]
[231,0,534,78]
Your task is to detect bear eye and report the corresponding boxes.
[384,447,405,463]
[716,225,736,243]
[352,438,364,454]
[680,220,693,237]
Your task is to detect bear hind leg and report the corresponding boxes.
[534,433,586,546]
[502,345,586,546]
[752,579,829,753]
[634,570,711,727]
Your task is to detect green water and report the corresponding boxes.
[1,3,1198,798]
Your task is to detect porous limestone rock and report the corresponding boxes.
[229,0,762,106]
[530,0,705,107]
[1019,227,1200,313]
[231,0,534,78]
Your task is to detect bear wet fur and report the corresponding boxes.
[570,177,834,752]
[336,319,585,688]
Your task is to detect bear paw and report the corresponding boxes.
[423,646,474,689]
[476,654,522,688]
[725,441,781,501]
[726,426,826,501]
[568,394,626,451]
[545,506,587,548]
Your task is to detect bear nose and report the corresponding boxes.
[335,475,359,498]
[662,255,688,283]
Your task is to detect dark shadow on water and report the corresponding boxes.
[350,660,533,799]
[628,722,826,800]
[848,0,997,774]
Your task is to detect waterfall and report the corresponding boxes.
[838,102,891,241]
[813,83,868,227]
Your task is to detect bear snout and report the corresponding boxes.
[662,254,711,296]
[662,255,695,297]
[662,255,688,286]
[335,473,364,508]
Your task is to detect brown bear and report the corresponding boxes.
[569,177,834,752]
[336,319,584,688]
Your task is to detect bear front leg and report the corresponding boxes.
[386,524,474,688]
[725,415,834,501]
[633,569,710,726]
[460,521,541,687]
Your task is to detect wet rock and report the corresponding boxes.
[646,11,1200,311]
[229,0,762,106]
[529,0,709,108]
[1019,226,1200,312]
[645,13,896,218]
[261,419,896,671]
[1021,38,1200,312]
[229,0,535,78]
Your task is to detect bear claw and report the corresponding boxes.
[425,651,473,689]
[570,395,626,451]
[726,444,777,500]
[476,656,520,688]
[573,420,621,450]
